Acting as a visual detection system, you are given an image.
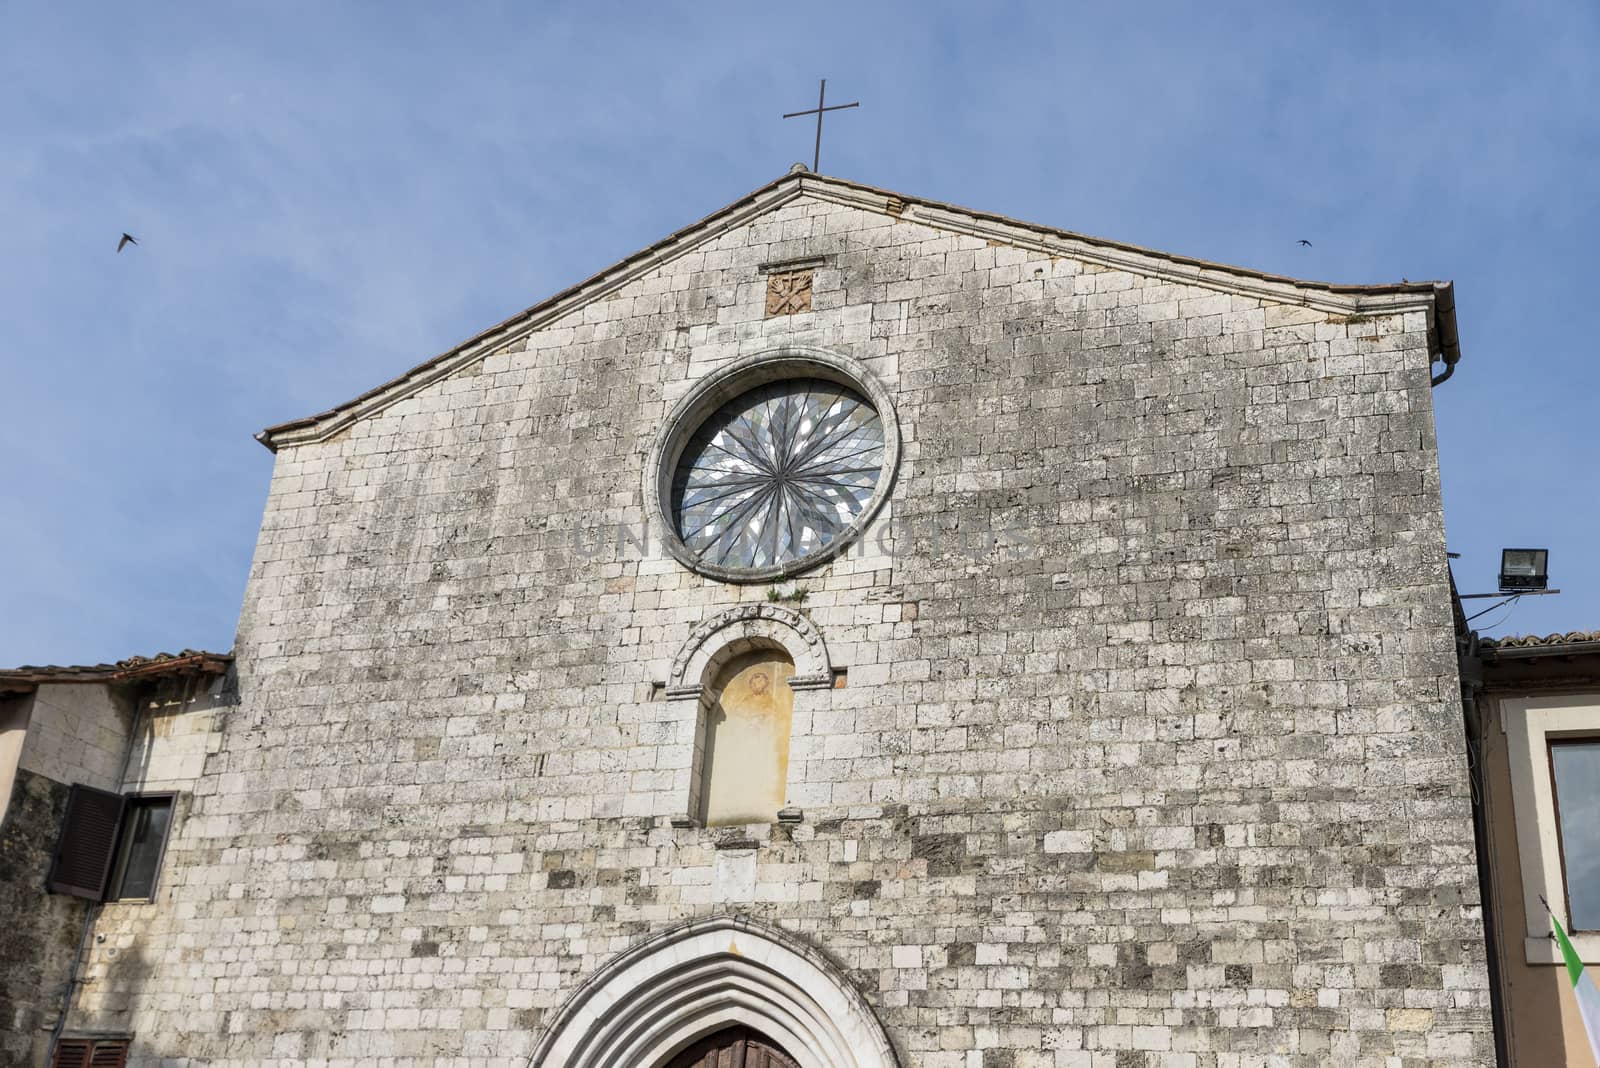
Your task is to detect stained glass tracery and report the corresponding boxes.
[671,378,885,572]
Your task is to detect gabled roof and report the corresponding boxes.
[0,649,233,696]
[256,169,1462,452]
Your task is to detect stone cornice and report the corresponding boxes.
[801,175,1451,319]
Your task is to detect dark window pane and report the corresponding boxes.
[1551,741,1600,930]
[109,797,172,900]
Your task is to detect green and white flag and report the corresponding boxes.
[1552,911,1600,1063]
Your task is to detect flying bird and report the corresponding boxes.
[117,233,138,253]
[1297,239,1312,247]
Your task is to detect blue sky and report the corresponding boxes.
[3,2,1596,663]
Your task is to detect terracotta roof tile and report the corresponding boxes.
[1480,631,1600,650]
[0,649,232,692]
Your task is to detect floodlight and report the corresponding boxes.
[1499,548,1549,592]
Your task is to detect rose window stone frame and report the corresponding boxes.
[647,347,900,584]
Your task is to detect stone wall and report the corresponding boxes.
[73,181,1492,1065]
[0,767,89,1068]
[122,683,224,793]
[0,682,128,1068]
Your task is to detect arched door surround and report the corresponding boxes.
[528,915,899,1068]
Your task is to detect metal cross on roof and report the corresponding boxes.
[783,79,859,175]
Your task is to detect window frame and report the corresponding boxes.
[1502,693,1600,964]
[1546,736,1600,932]
[104,791,177,903]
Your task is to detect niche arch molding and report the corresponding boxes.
[667,604,833,699]
[527,914,900,1068]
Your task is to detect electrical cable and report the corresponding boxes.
[1466,594,1523,623]
[1475,606,1520,634]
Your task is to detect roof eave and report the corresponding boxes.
[0,651,234,696]
[1481,639,1600,662]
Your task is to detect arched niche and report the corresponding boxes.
[667,605,832,699]
[528,915,899,1068]
[697,648,797,826]
[662,606,835,825]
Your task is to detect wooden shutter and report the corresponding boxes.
[88,1041,129,1068]
[50,1039,128,1068]
[50,1040,90,1068]
[47,784,126,899]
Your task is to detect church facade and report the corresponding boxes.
[41,170,1492,1065]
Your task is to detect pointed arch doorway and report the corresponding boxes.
[529,915,900,1068]
[663,1026,799,1068]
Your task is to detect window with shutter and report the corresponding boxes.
[47,785,126,900]
[50,1038,128,1068]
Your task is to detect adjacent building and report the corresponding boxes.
[1463,629,1600,1065]
[0,652,232,1067]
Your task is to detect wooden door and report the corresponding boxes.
[661,1026,800,1068]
